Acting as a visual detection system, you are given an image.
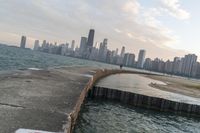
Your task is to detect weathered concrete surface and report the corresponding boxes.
[0,66,96,133]
[96,74,200,105]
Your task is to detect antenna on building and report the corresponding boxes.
[90,21,95,29]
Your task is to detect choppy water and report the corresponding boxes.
[74,100,200,133]
[0,44,117,71]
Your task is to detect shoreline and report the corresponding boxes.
[145,75,200,98]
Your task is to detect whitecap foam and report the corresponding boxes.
[28,68,42,70]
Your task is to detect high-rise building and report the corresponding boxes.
[158,60,165,72]
[86,29,95,57]
[181,54,197,76]
[172,57,181,74]
[98,39,108,62]
[20,36,26,48]
[144,58,152,70]
[87,29,95,47]
[71,40,75,51]
[33,40,40,51]
[137,49,146,68]
[106,50,112,63]
[164,60,173,73]
[79,37,87,56]
[117,46,125,65]
[123,53,135,67]
[120,46,125,58]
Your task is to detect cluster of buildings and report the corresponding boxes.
[20,29,199,78]
[144,54,200,78]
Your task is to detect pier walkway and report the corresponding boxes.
[0,66,96,133]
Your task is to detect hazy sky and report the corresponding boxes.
[0,0,199,60]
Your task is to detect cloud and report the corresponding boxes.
[0,0,187,59]
[159,0,190,20]
[122,0,140,15]
[114,28,122,33]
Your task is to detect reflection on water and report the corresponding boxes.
[74,100,200,133]
[96,74,200,105]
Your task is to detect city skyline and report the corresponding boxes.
[24,28,200,78]
[0,0,200,60]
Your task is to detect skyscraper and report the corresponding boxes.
[137,49,146,68]
[120,46,125,58]
[98,38,108,62]
[181,54,197,76]
[123,53,135,67]
[86,29,95,58]
[33,40,40,51]
[79,37,87,55]
[87,29,95,47]
[20,36,26,48]
[71,40,75,51]
[117,46,125,65]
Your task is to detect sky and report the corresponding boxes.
[0,0,199,60]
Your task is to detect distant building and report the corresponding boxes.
[137,49,146,68]
[79,37,87,56]
[123,53,135,67]
[98,39,108,62]
[117,46,125,64]
[20,36,26,48]
[89,47,98,60]
[144,58,152,70]
[172,57,181,74]
[61,44,68,56]
[181,54,197,76]
[164,60,173,73]
[120,46,125,58]
[86,29,95,57]
[33,40,40,51]
[71,40,75,51]
[106,50,112,63]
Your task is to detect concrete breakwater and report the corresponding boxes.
[65,69,157,133]
[66,69,200,133]
[87,86,200,117]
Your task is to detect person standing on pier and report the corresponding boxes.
[120,64,123,69]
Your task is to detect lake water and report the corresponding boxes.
[74,74,200,133]
[0,44,118,71]
[74,100,200,133]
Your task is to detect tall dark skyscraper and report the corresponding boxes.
[87,29,95,47]
[85,29,95,58]
[20,36,26,48]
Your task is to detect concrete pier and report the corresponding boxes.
[87,86,200,116]
[0,66,97,133]
[0,67,151,133]
[1,67,199,133]
[67,70,200,133]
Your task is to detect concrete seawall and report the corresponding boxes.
[65,69,157,133]
[66,69,200,133]
[87,86,200,117]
